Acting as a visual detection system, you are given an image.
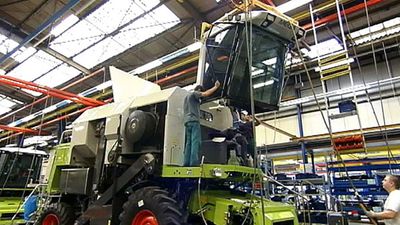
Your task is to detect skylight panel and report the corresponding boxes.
[51,14,79,36]
[0,34,19,55]
[0,97,15,116]
[0,34,36,62]
[85,0,145,34]
[49,0,161,59]
[73,3,180,69]
[113,5,180,48]
[7,50,62,81]
[11,47,37,63]
[22,89,42,97]
[49,19,105,57]
[137,0,160,11]
[150,4,180,23]
[73,37,126,68]
[34,63,80,88]
[0,98,16,108]
[0,107,11,116]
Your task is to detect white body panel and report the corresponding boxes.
[130,87,188,165]
[109,66,161,103]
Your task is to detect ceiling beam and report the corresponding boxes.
[0,0,81,65]
[0,0,29,7]
[0,85,35,103]
[176,1,205,27]
[39,46,91,74]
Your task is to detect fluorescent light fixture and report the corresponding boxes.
[253,80,274,89]
[42,105,58,114]
[277,0,313,13]
[132,60,163,75]
[20,115,36,123]
[51,14,79,36]
[95,80,113,91]
[263,57,277,66]
[252,69,264,77]
[187,42,202,53]
[8,122,18,127]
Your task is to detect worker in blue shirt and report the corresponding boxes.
[183,80,220,166]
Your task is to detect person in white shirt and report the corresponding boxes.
[365,175,400,225]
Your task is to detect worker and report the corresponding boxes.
[183,80,220,166]
[365,175,400,225]
[229,106,241,128]
[238,112,260,158]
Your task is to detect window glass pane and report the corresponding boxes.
[0,34,18,55]
[49,19,105,57]
[0,107,11,116]
[73,37,126,68]
[34,64,80,87]
[112,5,180,48]
[7,50,62,81]
[229,27,287,111]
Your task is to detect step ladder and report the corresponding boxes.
[309,0,366,155]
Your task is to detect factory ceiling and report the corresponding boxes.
[0,0,399,143]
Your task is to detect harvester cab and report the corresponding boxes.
[197,10,303,113]
[35,3,305,225]
[0,146,47,224]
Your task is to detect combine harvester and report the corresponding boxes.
[34,1,304,224]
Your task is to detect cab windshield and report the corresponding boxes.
[0,152,42,188]
[202,24,288,113]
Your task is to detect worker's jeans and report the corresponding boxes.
[184,121,201,166]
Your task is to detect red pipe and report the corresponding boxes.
[0,76,96,106]
[0,75,105,106]
[155,66,198,84]
[0,68,105,121]
[0,66,199,142]
[262,0,275,7]
[303,0,383,30]
[0,125,48,135]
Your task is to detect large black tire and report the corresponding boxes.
[119,186,185,225]
[35,202,75,225]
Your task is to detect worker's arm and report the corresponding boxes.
[366,210,398,220]
[253,116,261,126]
[201,80,221,97]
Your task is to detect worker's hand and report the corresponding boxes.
[365,210,376,218]
[214,80,221,88]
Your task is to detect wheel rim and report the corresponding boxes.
[42,214,59,225]
[131,210,158,225]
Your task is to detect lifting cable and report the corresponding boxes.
[342,2,398,166]
[289,11,381,225]
[227,1,267,225]
[361,0,397,167]
[242,2,267,225]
